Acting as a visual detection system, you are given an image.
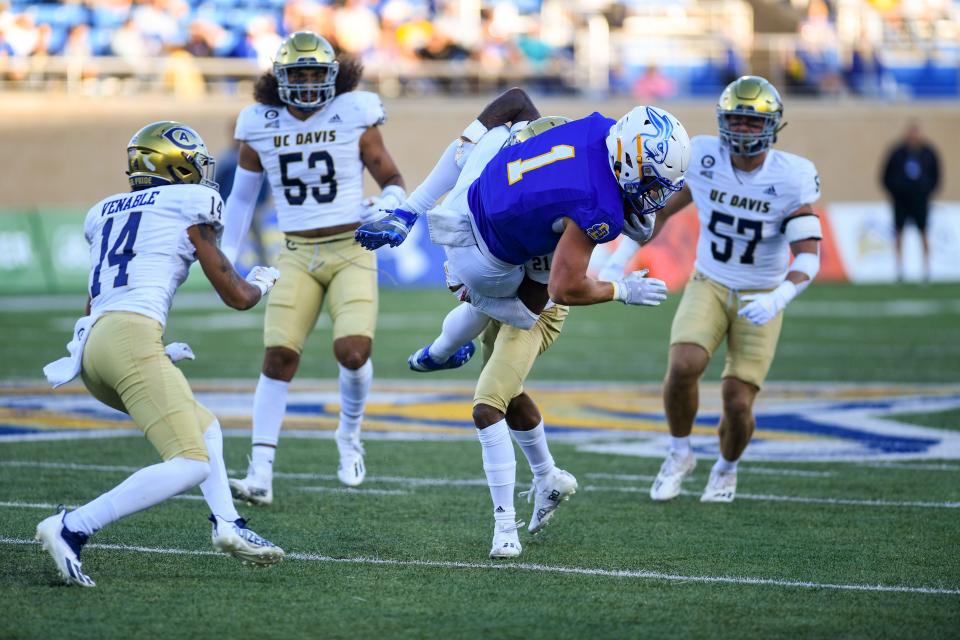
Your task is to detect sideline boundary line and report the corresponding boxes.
[2,536,957,596]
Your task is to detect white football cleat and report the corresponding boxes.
[229,461,273,506]
[521,467,578,534]
[701,469,737,503]
[35,511,95,587]
[209,515,284,566]
[649,450,697,501]
[336,435,366,487]
[489,520,524,559]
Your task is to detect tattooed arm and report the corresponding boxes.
[187,223,262,310]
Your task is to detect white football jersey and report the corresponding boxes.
[687,136,820,290]
[235,91,386,232]
[84,184,223,327]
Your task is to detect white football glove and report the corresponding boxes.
[360,185,407,224]
[738,281,798,326]
[246,265,280,298]
[622,211,656,244]
[612,269,668,306]
[164,342,195,363]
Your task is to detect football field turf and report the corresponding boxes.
[2,283,959,638]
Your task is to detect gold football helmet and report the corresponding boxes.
[508,116,571,146]
[126,121,217,190]
[274,31,339,111]
[716,75,785,157]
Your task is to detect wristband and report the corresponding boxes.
[380,184,406,202]
[461,119,488,144]
[610,280,620,302]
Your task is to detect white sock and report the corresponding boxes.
[469,293,538,330]
[199,419,241,522]
[252,373,289,453]
[669,436,691,457]
[404,139,461,215]
[250,444,275,475]
[597,237,641,282]
[713,456,738,473]
[476,419,516,523]
[428,303,490,361]
[63,457,209,536]
[510,421,555,480]
[335,360,372,443]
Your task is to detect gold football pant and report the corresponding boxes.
[81,311,213,461]
[474,304,569,412]
[264,231,378,352]
[669,272,784,388]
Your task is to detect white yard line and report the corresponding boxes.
[855,462,960,472]
[1,535,956,596]
[298,486,410,496]
[585,486,960,508]
[3,460,957,509]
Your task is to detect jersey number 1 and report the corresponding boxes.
[507,145,575,185]
[91,211,142,298]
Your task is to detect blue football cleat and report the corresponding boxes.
[35,509,95,587]
[355,208,418,250]
[408,341,476,372]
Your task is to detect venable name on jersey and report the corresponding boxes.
[709,188,771,214]
[101,190,159,216]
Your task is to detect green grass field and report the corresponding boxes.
[2,283,959,638]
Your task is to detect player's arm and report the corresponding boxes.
[474,87,540,132]
[549,220,666,307]
[220,142,265,262]
[646,183,693,245]
[738,204,822,326]
[187,223,276,310]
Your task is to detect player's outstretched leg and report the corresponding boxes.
[209,515,285,565]
[521,467,578,534]
[408,341,476,372]
[35,510,95,587]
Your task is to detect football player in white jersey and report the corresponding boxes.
[644,76,822,503]
[37,122,284,587]
[221,31,406,503]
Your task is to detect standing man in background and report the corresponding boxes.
[222,31,405,504]
[881,121,940,283]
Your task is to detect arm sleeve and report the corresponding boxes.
[220,167,265,262]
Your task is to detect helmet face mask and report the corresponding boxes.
[126,121,217,191]
[274,31,339,111]
[716,75,784,157]
[606,106,690,217]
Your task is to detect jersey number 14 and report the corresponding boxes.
[90,211,142,298]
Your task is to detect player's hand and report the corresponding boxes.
[360,187,406,224]
[355,208,418,250]
[164,342,195,363]
[612,269,668,306]
[622,211,656,244]
[246,265,280,298]
[738,282,797,326]
[454,139,475,168]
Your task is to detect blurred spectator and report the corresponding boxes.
[162,46,204,98]
[881,121,941,282]
[334,0,381,59]
[632,65,676,102]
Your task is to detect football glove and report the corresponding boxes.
[359,185,406,224]
[622,211,656,244]
[738,281,798,326]
[612,269,668,306]
[246,265,280,298]
[164,342,195,363]
[355,208,418,250]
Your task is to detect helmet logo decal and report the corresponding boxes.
[162,127,198,150]
[642,107,672,165]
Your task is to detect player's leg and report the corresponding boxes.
[704,294,784,502]
[327,235,378,486]
[915,206,931,283]
[231,239,323,505]
[651,274,729,501]
[409,302,488,371]
[37,313,212,587]
[893,204,907,282]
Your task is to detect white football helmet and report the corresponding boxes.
[606,106,690,216]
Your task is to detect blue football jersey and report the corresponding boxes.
[467,112,624,265]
